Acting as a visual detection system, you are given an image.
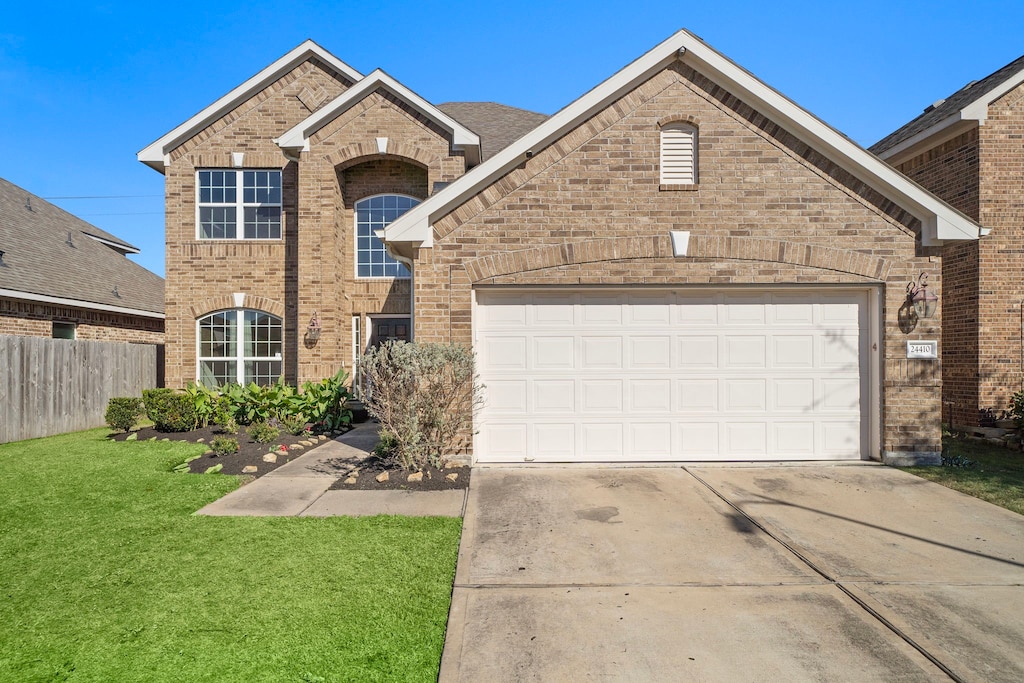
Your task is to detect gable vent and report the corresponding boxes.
[660,123,698,185]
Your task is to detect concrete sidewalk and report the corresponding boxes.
[195,422,465,518]
[441,466,1024,682]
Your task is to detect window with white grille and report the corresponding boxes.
[660,123,698,185]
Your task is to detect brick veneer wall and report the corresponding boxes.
[414,62,943,460]
[894,129,981,427]
[0,296,164,344]
[162,58,468,387]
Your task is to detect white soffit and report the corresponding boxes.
[877,68,1024,163]
[137,40,362,173]
[275,69,481,164]
[384,29,981,249]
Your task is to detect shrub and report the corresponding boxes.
[143,389,199,432]
[358,341,482,470]
[1011,390,1024,430]
[105,397,144,433]
[218,416,239,435]
[183,383,221,427]
[248,420,281,444]
[280,414,309,436]
[210,436,240,457]
[299,369,353,433]
[373,429,400,463]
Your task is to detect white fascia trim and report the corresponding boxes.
[384,29,981,249]
[82,233,140,254]
[275,69,480,161]
[137,40,362,173]
[0,288,165,319]
[878,68,1024,162]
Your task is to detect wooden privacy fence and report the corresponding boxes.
[0,336,159,444]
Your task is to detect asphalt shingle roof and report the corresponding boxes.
[437,102,548,161]
[0,177,164,314]
[871,54,1024,155]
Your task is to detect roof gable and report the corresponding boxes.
[871,54,1024,161]
[276,70,481,165]
[385,29,981,251]
[0,177,164,316]
[138,40,362,173]
[436,102,548,161]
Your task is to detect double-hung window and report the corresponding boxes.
[197,309,282,387]
[355,195,419,278]
[198,170,282,239]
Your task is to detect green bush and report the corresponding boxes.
[280,414,309,436]
[209,436,240,457]
[218,416,239,435]
[358,342,481,470]
[143,388,199,433]
[105,397,144,433]
[248,421,281,444]
[1011,390,1024,430]
[300,369,353,433]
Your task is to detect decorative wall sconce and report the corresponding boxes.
[306,312,322,342]
[907,272,938,319]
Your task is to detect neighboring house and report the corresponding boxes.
[0,177,164,344]
[871,55,1024,430]
[141,30,982,465]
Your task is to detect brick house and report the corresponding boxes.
[0,176,164,344]
[871,55,1024,430]
[142,30,982,465]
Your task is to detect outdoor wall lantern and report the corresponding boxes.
[306,312,322,342]
[907,272,938,319]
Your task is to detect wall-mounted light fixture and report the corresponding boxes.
[907,272,938,319]
[306,312,322,342]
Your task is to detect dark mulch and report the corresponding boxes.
[327,456,470,491]
[109,424,340,477]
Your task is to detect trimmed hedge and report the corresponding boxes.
[143,389,199,433]
[105,397,144,433]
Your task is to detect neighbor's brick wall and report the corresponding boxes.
[0,297,164,344]
[415,61,943,458]
[894,128,981,427]
[977,82,1024,421]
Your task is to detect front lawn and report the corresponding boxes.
[0,429,461,682]
[900,435,1024,516]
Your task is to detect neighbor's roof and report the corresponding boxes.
[138,40,362,173]
[0,177,165,317]
[871,53,1024,160]
[385,28,983,251]
[437,102,548,161]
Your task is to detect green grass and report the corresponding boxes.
[901,435,1024,516]
[0,429,462,682]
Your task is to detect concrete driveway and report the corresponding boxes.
[440,465,1024,682]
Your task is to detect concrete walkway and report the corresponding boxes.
[195,421,466,518]
[441,465,1024,682]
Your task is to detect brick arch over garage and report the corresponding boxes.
[189,294,286,319]
[463,235,893,283]
[324,141,435,172]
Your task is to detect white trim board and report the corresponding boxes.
[384,29,982,251]
[138,40,362,173]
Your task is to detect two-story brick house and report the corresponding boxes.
[872,55,1024,430]
[142,30,982,465]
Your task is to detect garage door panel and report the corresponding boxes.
[475,289,868,463]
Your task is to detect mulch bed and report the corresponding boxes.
[109,424,340,477]
[110,423,471,491]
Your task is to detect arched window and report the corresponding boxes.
[660,122,698,185]
[197,309,282,387]
[355,194,420,278]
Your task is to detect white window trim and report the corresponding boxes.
[195,169,283,241]
[354,194,418,280]
[196,309,283,386]
[660,123,698,185]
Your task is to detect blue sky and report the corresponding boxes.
[1,1,1020,276]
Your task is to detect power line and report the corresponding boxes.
[76,211,164,217]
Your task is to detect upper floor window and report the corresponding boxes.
[355,195,419,278]
[197,309,282,387]
[197,169,282,239]
[660,123,698,185]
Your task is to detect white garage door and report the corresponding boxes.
[474,289,869,463]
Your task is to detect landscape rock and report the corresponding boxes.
[344,476,358,485]
[242,465,258,474]
[125,433,138,441]
[263,453,278,463]
[196,438,205,443]
[290,444,305,451]
[203,450,214,456]
[299,440,314,447]
[375,471,389,483]
[408,471,423,483]
[446,473,459,483]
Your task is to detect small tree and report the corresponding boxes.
[359,341,482,470]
